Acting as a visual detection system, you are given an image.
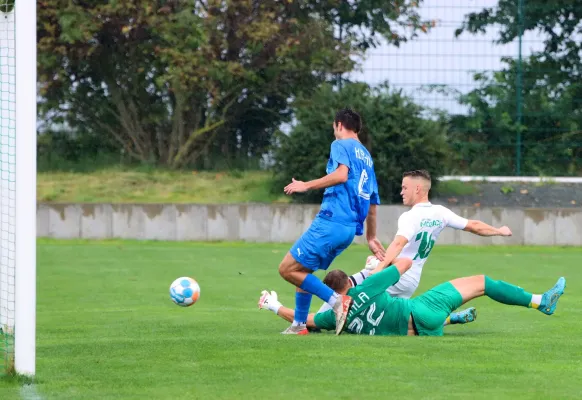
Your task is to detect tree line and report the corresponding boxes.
[36,0,582,202]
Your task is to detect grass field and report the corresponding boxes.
[37,169,288,203]
[37,168,474,204]
[1,241,581,399]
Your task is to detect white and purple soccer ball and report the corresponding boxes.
[169,277,201,307]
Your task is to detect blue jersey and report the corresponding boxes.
[319,139,379,235]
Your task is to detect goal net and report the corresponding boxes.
[0,0,36,376]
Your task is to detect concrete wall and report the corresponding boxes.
[36,203,582,246]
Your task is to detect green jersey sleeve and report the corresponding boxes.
[313,309,336,331]
[351,265,401,298]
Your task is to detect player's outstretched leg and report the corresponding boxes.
[279,252,352,335]
[451,275,566,315]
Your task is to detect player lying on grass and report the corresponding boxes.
[316,169,513,325]
[259,258,566,336]
[316,256,477,327]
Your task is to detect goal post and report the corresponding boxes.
[0,0,37,377]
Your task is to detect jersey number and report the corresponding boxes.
[347,303,385,336]
[413,231,435,260]
[358,170,370,200]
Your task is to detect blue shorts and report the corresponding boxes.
[290,216,356,271]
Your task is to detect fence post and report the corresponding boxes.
[516,0,524,175]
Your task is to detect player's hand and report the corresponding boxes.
[258,290,282,314]
[284,178,309,195]
[498,226,512,236]
[367,237,385,261]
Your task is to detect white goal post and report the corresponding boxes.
[0,0,37,376]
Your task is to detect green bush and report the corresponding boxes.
[272,82,451,204]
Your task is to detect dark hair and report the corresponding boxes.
[334,108,362,133]
[403,169,431,182]
[323,270,349,292]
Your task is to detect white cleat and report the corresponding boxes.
[281,324,309,335]
[332,295,353,335]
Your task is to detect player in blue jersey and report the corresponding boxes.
[277,108,384,335]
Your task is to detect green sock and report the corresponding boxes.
[484,276,533,308]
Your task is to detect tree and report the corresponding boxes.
[273,82,450,204]
[456,0,582,84]
[37,0,431,169]
[450,1,582,175]
[446,57,582,176]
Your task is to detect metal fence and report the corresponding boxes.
[350,0,582,177]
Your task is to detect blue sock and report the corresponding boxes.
[300,274,334,303]
[294,292,312,324]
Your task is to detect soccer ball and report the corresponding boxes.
[169,277,200,307]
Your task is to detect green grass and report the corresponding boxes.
[434,179,479,196]
[1,241,581,399]
[37,169,287,203]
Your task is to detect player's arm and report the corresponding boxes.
[442,207,512,237]
[306,164,349,190]
[359,258,412,297]
[374,212,415,270]
[369,256,412,277]
[283,165,348,194]
[375,235,408,270]
[284,141,350,194]
[366,204,386,260]
[463,220,512,237]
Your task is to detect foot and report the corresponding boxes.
[281,324,309,335]
[258,290,277,309]
[332,295,353,335]
[449,307,477,324]
[258,290,282,314]
[538,277,566,315]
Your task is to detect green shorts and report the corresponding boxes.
[410,282,463,336]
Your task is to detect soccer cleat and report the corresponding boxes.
[281,324,309,335]
[449,307,477,324]
[333,295,353,335]
[538,277,566,315]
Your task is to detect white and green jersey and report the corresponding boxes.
[315,202,468,316]
[388,202,467,298]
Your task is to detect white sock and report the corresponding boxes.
[271,304,282,315]
[327,292,340,307]
[292,320,306,327]
[349,269,370,287]
[531,294,542,307]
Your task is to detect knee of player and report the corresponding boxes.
[278,262,291,278]
[473,275,486,290]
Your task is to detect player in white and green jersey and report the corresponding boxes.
[259,259,566,336]
[369,169,513,299]
[315,169,513,326]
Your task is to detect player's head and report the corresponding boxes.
[323,270,351,294]
[333,108,361,139]
[401,169,432,206]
